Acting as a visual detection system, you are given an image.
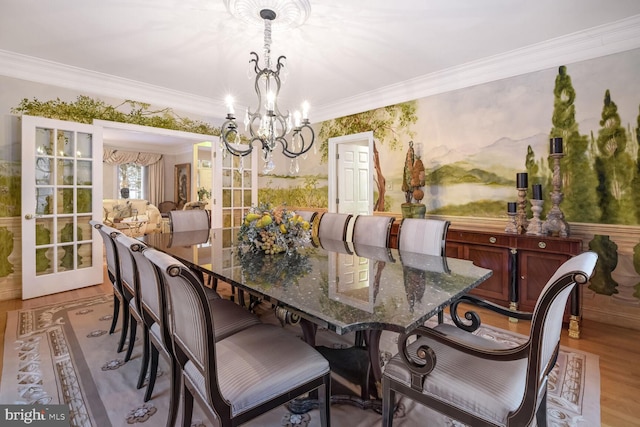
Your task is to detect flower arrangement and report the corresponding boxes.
[237,203,312,255]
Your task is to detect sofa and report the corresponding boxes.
[102,199,162,235]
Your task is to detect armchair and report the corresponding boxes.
[382,251,598,427]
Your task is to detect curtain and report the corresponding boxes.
[103,148,164,205]
[147,160,164,207]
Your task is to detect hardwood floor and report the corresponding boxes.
[1,273,639,426]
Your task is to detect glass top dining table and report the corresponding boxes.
[141,228,493,336]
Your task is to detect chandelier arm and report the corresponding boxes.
[249,52,261,74]
[280,123,315,158]
[221,119,254,157]
[275,55,286,74]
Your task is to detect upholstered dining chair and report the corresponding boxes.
[128,244,262,427]
[381,251,598,427]
[144,249,332,427]
[168,209,210,232]
[113,233,146,364]
[90,220,129,353]
[352,215,395,247]
[396,218,450,256]
[317,212,353,241]
[397,218,451,323]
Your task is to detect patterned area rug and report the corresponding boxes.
[0,294,600,426]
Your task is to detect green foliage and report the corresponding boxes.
[59,224,82,270]
[0,174,21,217]
[11,96,220,135]
[0,227,14,277]
[429,200,506,218]
[258,180,328,208]
[550,66,599,223]
[631,105,640,224]
[425,163,511,186]
[35,225,51,273]
[587,235,619,295]
[595,90,635,224]
[317,101,418,163]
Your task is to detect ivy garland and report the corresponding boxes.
[11,95,221,136]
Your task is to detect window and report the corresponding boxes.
[118,163,145,199]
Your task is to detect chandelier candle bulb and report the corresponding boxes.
[550,137,563,154]
[225,96,235,116]
[294,111,302,128]
[302,101,309,120]
[266,92,275,112]
[516,172,528,189]
[532,184,542,200]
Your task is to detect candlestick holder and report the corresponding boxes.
[516,188,528,234]
[542,153,570,237]
[504,212,518,234]
[526,199,543,235]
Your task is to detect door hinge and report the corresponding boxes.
[336,198,339,205]
[336,153,339,160]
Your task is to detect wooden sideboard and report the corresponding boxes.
[389,223,584,338]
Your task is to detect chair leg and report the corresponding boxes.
[117,303,130,353]
[109,294,120,334]
[124,315,137,362]
[319,374,331,427]
[536,387,548,427]
[437,309,444,324]
[136,326,150,389]
[182,385,194,427]
[382,378,395,427]
[144,346,160,402]
[167,357,180,427]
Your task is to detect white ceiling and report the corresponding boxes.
[2,0,640,137]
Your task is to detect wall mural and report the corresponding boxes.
[2,48,639,304]
[257,48,640,301]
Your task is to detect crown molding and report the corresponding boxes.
[312,14,640,122]
[1,14,639,124]
[0,50,219,117]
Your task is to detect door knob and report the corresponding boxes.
[24,214,35,220]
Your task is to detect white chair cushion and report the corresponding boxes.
[383,330,527,426]
[183,323,329,417]
[208,297,261,341]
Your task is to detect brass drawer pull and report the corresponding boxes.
[489,237,497,244]
[538,241,547,249]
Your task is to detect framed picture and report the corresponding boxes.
[174,163,191,209]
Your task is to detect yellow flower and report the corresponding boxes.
[302,221,310,230]
[280,224,287,234]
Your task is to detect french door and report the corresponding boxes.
[21,115,103,299]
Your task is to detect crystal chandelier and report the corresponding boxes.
[220,8,315,174]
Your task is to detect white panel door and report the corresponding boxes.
[338,143,370,215]
[21,115,103,299]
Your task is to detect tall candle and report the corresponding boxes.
[507,202,517,213]
[532,184,542,200]
[516,172,528,189]
[550,137,563,154]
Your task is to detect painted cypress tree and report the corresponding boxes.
[595,90,635,224]
[549,66,599,222]
[632,105,640,224]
